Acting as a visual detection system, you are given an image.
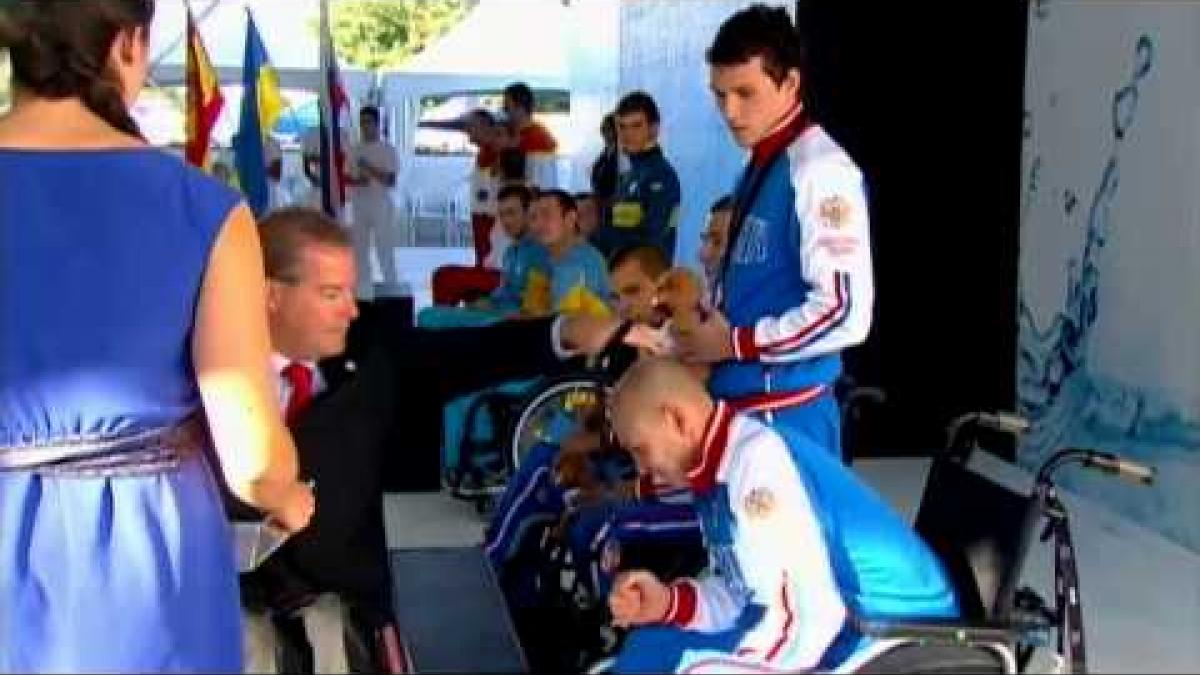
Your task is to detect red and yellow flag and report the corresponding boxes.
[184,7,224,170]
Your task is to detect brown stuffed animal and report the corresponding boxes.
[653,266,708,334]
[552,400,608,493]
[653,267,712,382]
[553,428,603,491]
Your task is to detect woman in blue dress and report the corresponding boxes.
[0,2,314,671]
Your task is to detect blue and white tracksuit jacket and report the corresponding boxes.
[483,441,700,606]
[710,111,874,455]
[614,403,958,674]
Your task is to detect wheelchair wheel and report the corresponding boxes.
[852,642,1014,674]
[509,374,609,471]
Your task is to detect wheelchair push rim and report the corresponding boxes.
[510,375,611,471]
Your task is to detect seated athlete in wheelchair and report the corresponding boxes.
[426,190,618,503]
[600,358,960,673]
[480,244,691,558]
[595,367,1156,672]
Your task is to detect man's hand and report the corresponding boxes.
[672,309,735,364]
[560,315,677,357]
[609,569,672,628]
[263,480,316,535]
[625,323,675,356]
[357,157,383,182]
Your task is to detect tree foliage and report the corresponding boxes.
[329,0,476,72]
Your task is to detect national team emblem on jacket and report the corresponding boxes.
[743,487,775,519]
[732,215,768,264]
[818,195,852,229]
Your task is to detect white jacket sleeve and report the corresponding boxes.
[724,433,847,669]
[661,573,743,634]
[659,427,847,669]
[663,428,848,669]
[731,160,874,364]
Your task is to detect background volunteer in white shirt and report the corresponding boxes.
[300,124,355,211]
[264,133,285,212]
[345,105,398,301]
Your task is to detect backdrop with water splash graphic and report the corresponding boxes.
[1018,2,1200,552]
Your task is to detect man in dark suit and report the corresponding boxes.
[239,207,630,672]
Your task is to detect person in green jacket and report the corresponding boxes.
[595,91,682,263]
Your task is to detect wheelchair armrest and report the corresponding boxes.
[855,617,1019,646]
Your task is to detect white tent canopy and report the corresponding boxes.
[377,0,580,220]
[379,0,572,160]
[383,0,570,90]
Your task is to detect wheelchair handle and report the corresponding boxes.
[846,386,887,406]
[944,411,1029,454]
[587,320,635,374]
[975,412,1030,435]
[1036,447,1156,487]
[1083,451,1155,486]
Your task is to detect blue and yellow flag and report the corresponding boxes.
[234,11,285,217]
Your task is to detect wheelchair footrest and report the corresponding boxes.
[389,547,526,673]
[856,618,1018,645]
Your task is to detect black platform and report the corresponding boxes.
[389,546,526,673]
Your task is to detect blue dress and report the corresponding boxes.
[0,148,243,672]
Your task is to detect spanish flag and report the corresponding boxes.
[183,6,223,170]
[234,10,286,217]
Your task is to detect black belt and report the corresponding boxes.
[0,412,207,478]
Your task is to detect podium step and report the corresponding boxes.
[389,546,525,673]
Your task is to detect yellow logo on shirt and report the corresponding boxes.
[612,202,644,228]
[522,270,552,316]
[558,284,613,319]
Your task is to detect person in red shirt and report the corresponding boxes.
[502,82,559,189]
[431,109,508,306]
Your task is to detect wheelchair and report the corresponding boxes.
[448,322,638,515]
[836,412,1155,674]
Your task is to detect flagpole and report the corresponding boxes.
[317,0,347,219]
[318,0,334,216]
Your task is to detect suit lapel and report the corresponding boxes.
[318,355,359,399]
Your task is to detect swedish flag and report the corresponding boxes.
[234,11,285,217]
